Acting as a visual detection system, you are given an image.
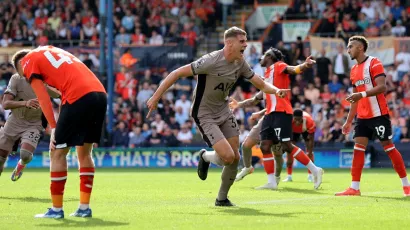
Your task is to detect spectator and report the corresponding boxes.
[121,9,135,32]
[47,11,61,31]
[137,82,154,111]
[131,27,146,45]
[180,22,197,47]
[162,126,180,147]
[147,126,164,147]
[175,94,192,118]
[175,106,189,126]
[115,26,131,46]
[128,126,146,148]
[0,34,12,47]
[332,44,350,80]
[315,49,332,84]
[305,83,320,104]
[149,30,164,45]
[361,0,376,20]
[151,114,166,134]
[328,75,343,94]
[391,19,406,36]
[177,123,193,144]
[395,45,410,81]
[391,0,404,20]
[112,121,129,148]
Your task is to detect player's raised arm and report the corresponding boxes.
[146,64,194,118]
[284,56,316,75]
[250,108,267,121]
[248,74,290,97]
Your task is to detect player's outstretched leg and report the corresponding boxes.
[335,143,365,196]
[11,143,34,181]
[235,138,256,182]
[382,142,410,196]
[35,148,70,219]
[70,144,95,217]
[284,142,323,189]
[283,152,294,182]
[255,140,277,190]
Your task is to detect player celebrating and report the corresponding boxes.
[146,27,289,206]
[335,36,410,196]
[0,73,60,181]
[254,48,323,190]
[12,46,107,218]
[283,109,316,183]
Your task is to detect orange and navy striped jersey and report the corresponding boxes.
[264,61,293,115]
[350,56,389,119]
[292,111,316,134]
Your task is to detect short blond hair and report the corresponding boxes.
[349,36,368,52]
[224,26,247,40]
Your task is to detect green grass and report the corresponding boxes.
[0,168,409,230]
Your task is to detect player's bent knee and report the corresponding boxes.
[234,153,241,162]
[222,154,235,165]
[20,148,33,164]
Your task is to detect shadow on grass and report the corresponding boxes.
[175,207,305,217]
[279,187,325,195]
[361,195,410,202]
[35,218,129,228]
[216,207,304,217]
[0,196,78,203]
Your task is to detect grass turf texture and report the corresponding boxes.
[0,168,409,230]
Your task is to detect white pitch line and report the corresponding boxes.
[245,190,402,205]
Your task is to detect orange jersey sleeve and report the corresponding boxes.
[369,58,385,79]
[21,46,106,105]
[31,78,57,128]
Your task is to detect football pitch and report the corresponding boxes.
[0,168,409,230]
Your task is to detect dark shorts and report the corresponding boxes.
[260,112,293,142]
[55,92,107,148]
[293,132,309,142]
[353,115,392,141]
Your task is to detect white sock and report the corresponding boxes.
[401,177,410,186]
[267,173,276,184]
[287,174,292,178]
[52,207,62,212]
[202,151,224,166]
[351,181,360,190]
[79,204,89,210]
[306,161,318,174]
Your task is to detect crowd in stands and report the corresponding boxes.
[0,0,218,48]
[315,0,410,38]
[1,0,410,148]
